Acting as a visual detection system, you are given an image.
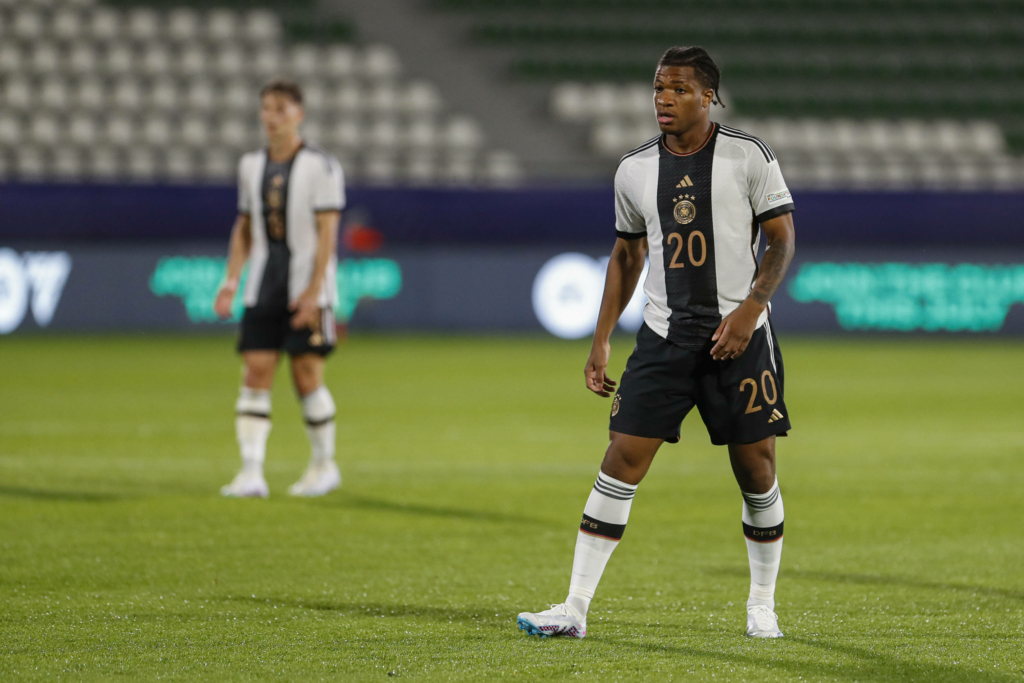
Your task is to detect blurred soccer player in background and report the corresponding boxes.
[518,47,796,639]
[214,80,346,498]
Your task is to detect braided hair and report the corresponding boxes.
[657,46,725,108]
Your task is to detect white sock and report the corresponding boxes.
[301,385,336,466]
[741,478,785,611]
[235,387,271,474]
[566,471,638,620]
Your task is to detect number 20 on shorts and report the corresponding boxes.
[739,370,778,414]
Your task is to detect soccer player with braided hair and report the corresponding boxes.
[517,46,796,639]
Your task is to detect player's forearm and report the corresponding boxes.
[223,217,251,284]
[306,215,339,295]
[593,242,646,344]
[748,231,794,308]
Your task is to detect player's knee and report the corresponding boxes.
[301,385,335,426]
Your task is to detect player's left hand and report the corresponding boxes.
[710,299,764,361]
[289,289,320,329]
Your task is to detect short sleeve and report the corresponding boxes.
[748,152,795,224]
[237,155,251,215]
[614,160,646,240]
[312,155,346,213]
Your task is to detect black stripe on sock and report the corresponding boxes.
[742,488,779,511]
[580,513,626,541]
[305,415,335,427]
[596,476,636,495]
[237,411,270,419]
[593,482,634,501]
[743,521,784,543]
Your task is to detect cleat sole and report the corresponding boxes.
[516,616,548,638]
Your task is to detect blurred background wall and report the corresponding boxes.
[2,0,1023,338]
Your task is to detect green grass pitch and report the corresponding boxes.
[1,333,1022,682]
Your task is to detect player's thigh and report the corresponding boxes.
[289,353,325,395]
[609,324,699,444]
[242,350,280,389]
[694,320,791,446]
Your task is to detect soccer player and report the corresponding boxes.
[214,80,346,498]
[517,47,796,639]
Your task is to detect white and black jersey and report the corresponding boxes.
[237,144,345,310]
[615,123,794,347]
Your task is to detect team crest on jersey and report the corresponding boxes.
[673,194,696,224]
[611,393,622,417]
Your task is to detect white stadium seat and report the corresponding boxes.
[0,116,22,146]
[443,117,482,151]
[126,8,160,43]
[333,84,364,116]
[89,8,121,43]
[0,44,23,74]
[103,44,135,77]
[13,10,45,41]
[185,80,216,113]
[250,49,283,79]
[141,44,173,78]
[244,10,281,43]
[289,45,322,79]
[68,114,98,147]
[359,45,400,80]
[200,147,234,181]
[206,10,239,43]
[147,79,179,113]
[368,119,400,150]
[363,154,398,184]
[218,118,251,149]
[176,44,207,79]
[75,78,105,111]
[66,43,98,76]
[403,81,442,117]
[104,115,136,148]
[322,46,356,80]
[52,9,85,41]
[141,116,173,147]
[406,120,438,150]
[30,42,62,75]
[126,147,158,181]
[112,78,143,112]
[39,78,70,110]
[214,46,246,79]
[221,83,254,114]
[86,146,121,180]
[4,77,34,111]
[15,146,48,180]
[180,115,212,149]
[165,148,196,182]
[330,120,362,151]
[53,148,85,181]
[167,8,200,44]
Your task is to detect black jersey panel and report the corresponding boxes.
[656,133,721,346]
[255,151,298,309]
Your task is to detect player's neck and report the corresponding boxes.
[663,118,714,155]
[267,135,303,163]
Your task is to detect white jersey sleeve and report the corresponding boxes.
[311,154,346,213]
[747,151,794,224]
[237,154,255,215]
[614,157,647,239]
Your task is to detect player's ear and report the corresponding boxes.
[703,89,714,109]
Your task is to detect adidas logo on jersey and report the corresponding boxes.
[767,409,785,423]
[675,175,694,188]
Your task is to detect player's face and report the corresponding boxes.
[259,93,304,141]
[653,66,713,135]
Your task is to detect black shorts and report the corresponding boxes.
[609,321,791,446]
[237,305,336,357]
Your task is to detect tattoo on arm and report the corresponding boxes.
[750,237,794,306]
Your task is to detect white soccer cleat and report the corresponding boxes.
[516,603,587,639]
[746,604,783,638]
[288,460,341,497]
[220,469,269,498]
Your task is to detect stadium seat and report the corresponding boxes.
[89,8,121,43]
[126,146,158,181]
[86,146,121,180]
[164,147,196,182]
[0,116,21,146]
[167,8,200,44]
[68,114,98,147]
[141,116,173,148]
[126,7,160,43]
[52,147,84,181]
[74,78,105,111]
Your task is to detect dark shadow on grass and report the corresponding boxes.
[707,565,1024,602]
[221,595,498,626]
[599,632,1019,683]
[312,493,549,526]
[0,485,123,502]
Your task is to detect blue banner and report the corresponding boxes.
[2,183,1022,246]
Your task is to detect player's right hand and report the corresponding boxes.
[213,286,236,320]
[585,342,617,397]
